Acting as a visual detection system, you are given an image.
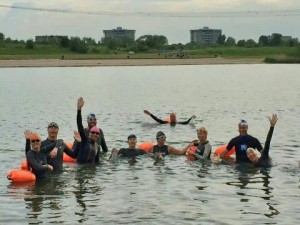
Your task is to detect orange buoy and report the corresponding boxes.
[20,160,29,170]
[7,169,36,183]
[186,145,197,161]
[139,142,154,152]
[214,145,235,157]
[63,141,76,163]
[165,117,171,123]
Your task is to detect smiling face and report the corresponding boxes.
[246,148,259,162]
[89,130,99,141]
[238,124,248,136]
[30,134,41,151]
[128,137,137,149]
[88,117,97,129]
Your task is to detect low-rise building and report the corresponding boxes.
[103,27,135,41]
[35,35,68,43]
[190,27,222,44]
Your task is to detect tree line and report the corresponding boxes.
[0,31,299,54]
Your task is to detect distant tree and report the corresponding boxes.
[60,37,70,48]
[0,32,4,43]
[5,37,12,43]
[101,36,119,50]
[258,35,269,46]
[136,35,168,49]
[225,37,236,46]
[69,37,88,53]
[287,38,299,47]
[237,40,246,47]
[82,37,96,45]
[25,39,35,49]
[245,39,256,48]
[217,34,226,45]
[269,33,282,46]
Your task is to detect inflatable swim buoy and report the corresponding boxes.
[7,169,36,183]
[63,141,76,163]
[139,142,154,152]
[214,145,235,157]
[20,160,29,170]
[165,117,171,123]
[186,145,197,161]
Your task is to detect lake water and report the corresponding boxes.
[0,64,299,224]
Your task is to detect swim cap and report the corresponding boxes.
[239,119,248,127]
[48,122,59,129]
[87,113,96,120]
[128,134,137,139]
[90,126,100,133]
[156,131,166,139]
[30,133,41,141]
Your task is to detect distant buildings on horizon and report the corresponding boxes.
[35,26,295,45]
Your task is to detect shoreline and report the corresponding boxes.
[0,58,265,68]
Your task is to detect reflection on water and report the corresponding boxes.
[0,65,299,224]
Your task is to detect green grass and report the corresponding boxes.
[0,43,299,61]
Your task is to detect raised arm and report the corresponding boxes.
[24,130,31,155]
[77,97,87,142]
[144,110,168,124]
[261,114,278,160]
[178,115,196,125]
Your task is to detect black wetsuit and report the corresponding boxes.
[152,145,169,157]
[40,139,74,173]
[195,141,212,160]
[25,139,49,179]
[227,134,263,163]
[149,114,194,125]
[72,126,108,154]
[117,148,146,157]
[254,127,274,167]
[71,110,100,164]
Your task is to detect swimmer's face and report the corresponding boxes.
[238,125,248,136]
[247,150,259,162]
[197,128,207,142]
[31,139,41,151]
[48,126,59,139]
[157,136,166,145]
[170,113,176,123]
[128,137,137,148]
[89,130,99,141]
[88,118,97,128]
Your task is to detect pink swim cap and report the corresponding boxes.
[90,126,100,133]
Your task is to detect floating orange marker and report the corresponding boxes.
[139,142,154,152]
[214,145,235,157]
[63,141,76,163]
[7,169,36,183]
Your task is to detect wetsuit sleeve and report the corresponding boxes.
[117,148,126,156]
[25,139,31,156]
[77,110,88,142]
[260,127,274,160]
[149,114,168,124]
[63,142,79,158]
[26,151,48,172]
[100,129,108,152]
[195,143,212,160]
[40,142,57,154]
[138,149,146,155]
[226,139,235,152]
[178,116,194,125]
[254,138,263,152]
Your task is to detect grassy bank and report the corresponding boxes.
[0,43,299,61]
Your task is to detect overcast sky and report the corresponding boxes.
[0,0,299,44]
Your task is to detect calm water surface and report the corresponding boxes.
[0,65,299,224]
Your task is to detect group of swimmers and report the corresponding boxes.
[24,97,280,180]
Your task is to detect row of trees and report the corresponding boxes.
[1,32,299,53]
